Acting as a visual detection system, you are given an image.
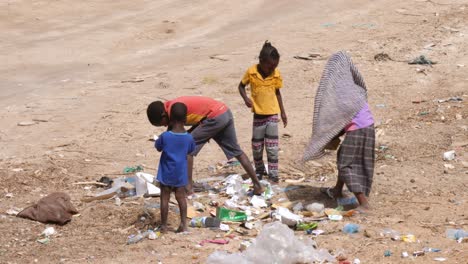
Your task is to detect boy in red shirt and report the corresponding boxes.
[147,96,263,195]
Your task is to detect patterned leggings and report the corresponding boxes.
[252,114,279,177]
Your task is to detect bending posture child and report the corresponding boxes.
[154,102,195,232]
[238,41,287,182]
[303,51,375,211]
[147,96,264,196]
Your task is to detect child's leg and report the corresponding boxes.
[252,117,267,176]
[174,186,188,232]
[354,192,370,209]
[159,184,171,233]
[332,178,345,197]
[265,115,279,180]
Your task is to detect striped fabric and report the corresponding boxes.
[252,114,279,177]
[337,125,375,196]
[303,51,368,161]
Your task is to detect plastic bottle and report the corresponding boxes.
[343,223,360,234]
[446,229,467,240]
[381,228,400,240]
[190,217,221,228]
[337,196,358,206]
[127,230,155,244]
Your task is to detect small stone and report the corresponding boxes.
[410,179,415,183]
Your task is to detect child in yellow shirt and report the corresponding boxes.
[238,41,287,182]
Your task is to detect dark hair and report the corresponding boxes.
[170,102,187,123]
[259,40,280,62]
[147,101,165,125]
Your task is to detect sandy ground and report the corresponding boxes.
[1,0,467,263]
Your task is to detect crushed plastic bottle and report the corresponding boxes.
[337,196,358,206]
[381,228,400,240]
[190,217,221,228]
[446,229,467,241]
[127,230,157,244]
[343,223,360,234]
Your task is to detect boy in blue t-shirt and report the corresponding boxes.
[154,102,195,233]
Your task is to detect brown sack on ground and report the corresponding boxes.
[17,192,78,225]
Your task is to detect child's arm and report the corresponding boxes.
[276,89,287,127]
[238,81,252,108]
[155,134,164,152]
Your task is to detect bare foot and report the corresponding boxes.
[176,225,188,233]
[159,225,168,233]
[355,205,371,214]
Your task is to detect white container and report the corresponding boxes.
[136,172,155,183]
[443,150,455,161]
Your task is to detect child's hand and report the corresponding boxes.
[281,112,288,127]
[244,98,253,108]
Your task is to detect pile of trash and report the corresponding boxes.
[82,168,161,203]
[207,221,336,264]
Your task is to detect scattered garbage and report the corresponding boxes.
[443,150,456,161]
[384,250,392,257]
[250,195,267,208]
[381,228,400,240]
[337,196,358,206]
[436,96,463,103]
[328,214,343,221]
[239,240,252,251]
[343,223,360,234]
[123,165,144,174]
[423,247,441,253]
[127,230,159,244]
[42,227,56,237]
[274,207,303,227]
[401,251,409,258]
[408,55,437,65]
[216,207,248,222]
[306,203,324,213]
[434,257,447,262]
[97,176,113,188]
[296,222,318,231]
[200,239,229,246]
[292,202,303,213]
[446,228,467,242]
[413,251,425,257]
[190,217,221,228]
[6,207,22,216]
[401,234,416,243]
[37,237,50,244]
[17,192,78,225]
[206,222,335,264]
